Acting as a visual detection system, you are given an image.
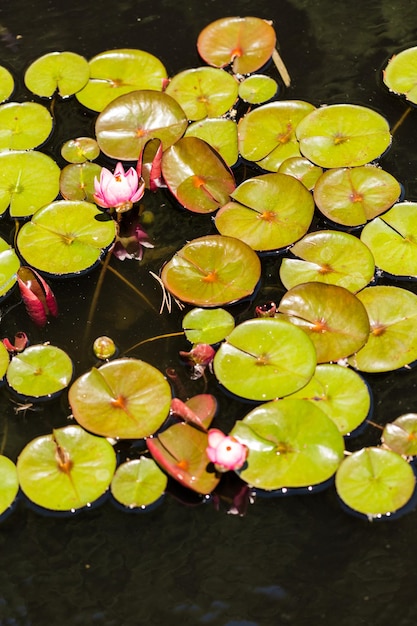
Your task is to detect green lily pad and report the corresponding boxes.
[197,16,277,74]
[161,234,261,307]
[6,344,73,399]
[238,100,316,170]
[95,89,188,160]
[213,317,317,401]
[17,425,116,511]
[111,457,167,509]
[166,67,238,120]
[76,49,167,112]
[286,363,371,435]
[238,74,278,104]
[59,162,102,202]
[16,200,116,276]
[313,166,401,226]
[161,136,236,213]
[296,104,392,168]
[230,398,345,490]
[24,51,90,98]
[215,172,314,251]
[360,202,417,277]
[383,46,417,104]
[68,358,171,439]
[147,421,220,494]
[182,307,235,344]
[335,447,415,517]
[184,118,239,167]
[0,66,14,103]
[0,342,10,380]
[0,150,60,218]
[348,285,417,372]
[278,282,370,363]
[0,102,53,151]
[61,137,100,163]
[277,157,323,191]
[382,414,417,456]
[280,230,375,292]
[0,236,20,298]
[0,456,19,515]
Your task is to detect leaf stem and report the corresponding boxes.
[123,331,185,355]
[391,105,413,136]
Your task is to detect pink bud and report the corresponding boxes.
[206,428,248,472]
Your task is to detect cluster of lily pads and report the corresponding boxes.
[1,17,417,521]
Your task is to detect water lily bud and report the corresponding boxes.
[93,336,117,360]
[206,428,248,472]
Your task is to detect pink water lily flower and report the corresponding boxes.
[206,428,248,472]
[94,162,145,212]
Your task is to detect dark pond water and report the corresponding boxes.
[1,0,417,624]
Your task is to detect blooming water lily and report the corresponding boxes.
[206,428,248,472]
[94,161,145,213]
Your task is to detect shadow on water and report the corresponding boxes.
[1,0,417,624]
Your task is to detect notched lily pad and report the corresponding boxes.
[0,102,53,151]
[383,46,417,104]
[111,457,167,509]
[0,236,20,298]
[382,414,417,456]
[24,51,90,98]
[182,307,235,344]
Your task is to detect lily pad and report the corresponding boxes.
[348,286,417,372]
[165,67,238,120]
[296,104,392,168]
[61,137,100,164]
[238,74,278,104]
[184,118,239,167]
[161,234,261,307]
[215,172,314,251]
[382,414,417,456]
[17,425,116,511]
[0,236,20,298]
[0,150,60,218]
[279,230,375,293]
[76,49,167,112]
[313,166,401,226]
[161,137,236,213]
[0,102,53,150]
[383,46,417,104]
[111,457,167,509]
[197,16,277,74]
[238,100,316,170]
[230,399,345,490]
[24,51,90,98]
[95,89,188,160]
[6,344,73,399]
[286,363,371,435]
[182,307,235,344]
[0,66,14,103]
[0,456,19,516]
[68,358,171,439]
[360,202,417,277]
[335,447,416,517]
[213,317,317,401]
[59,162,102,202]
[16,200,116,276]
[0,342,10,380]
[278,282,370,363]
[277,157,323,191]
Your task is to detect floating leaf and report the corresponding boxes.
[360,202,417,277]
[0,456,19,516]
[161,235,261,306]
[213,317,317,401]
[111,457,167,509]
[24,51,90,98]
[280,230,375,293]
[215,172,314,251]
[313,166,401,226]
[382,414,417,456]
[0,102,53,151]
[348,286,417,372]
[76,49,168,112]
[296,104,392,168]
[335,447,415,517]
[17,425,116,511]
[166,67,238,120]
[286,363,371,435]
[16,200,116,276]
[184,118,238,167]
[182,307,235,344]
[68,358,171,439]
[277,157,323,190]
[231,399,345,490]
[0,342,10,380]
[238,74,278,104]
[0,236,20,298]
[6,344,73,399]
[95,89,188,160]
[61,137,100,164]
[197,16,277,74]
[59,162,102,202]
[0,150,60,218]
[383,47,417,104]
[278,282,370,363]
[17,266,58,327]
[0,66,14,103]
[161,137,236,213]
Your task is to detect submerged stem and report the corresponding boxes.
[272,47,291,87]
[0,415,8,455]
[83,246,113,348]
[123,331,185,355]
[391,106,413,136]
